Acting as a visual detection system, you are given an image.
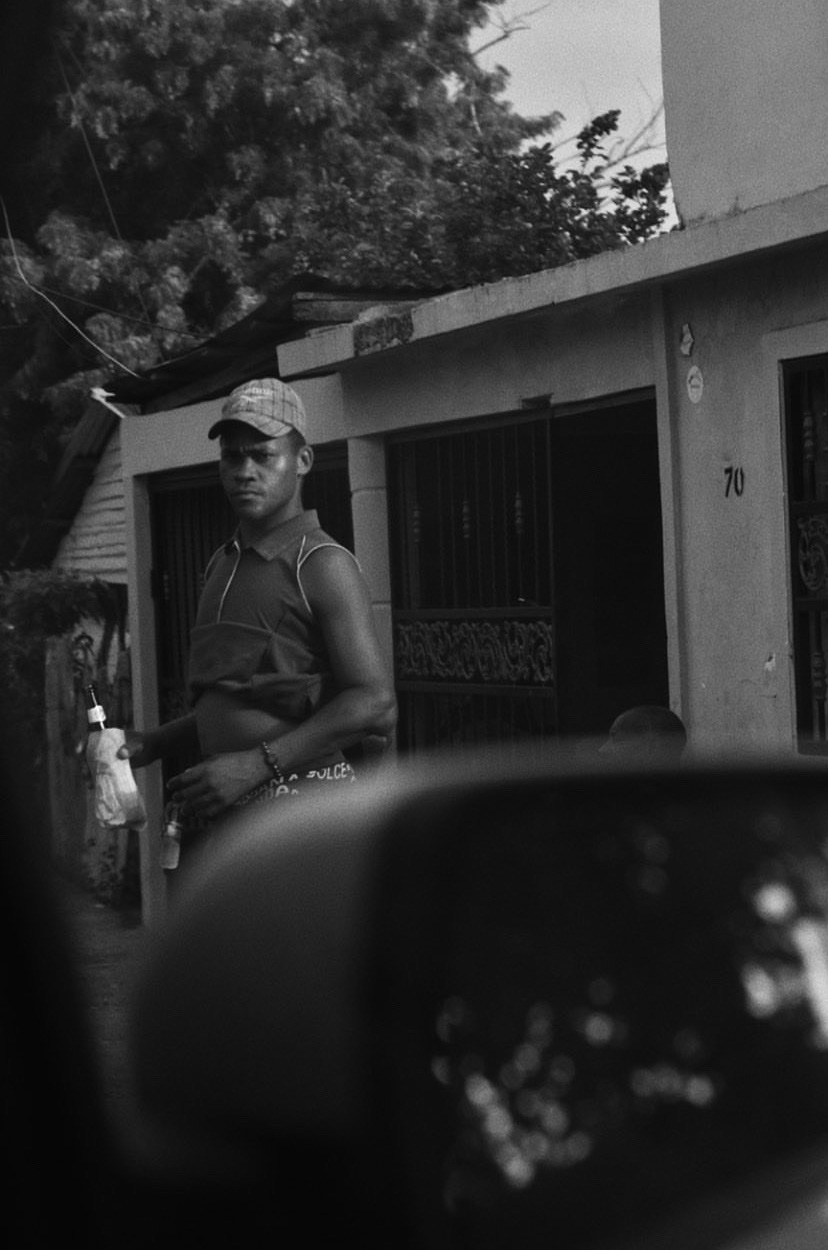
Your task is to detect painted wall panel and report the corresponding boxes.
[54,427,128,583]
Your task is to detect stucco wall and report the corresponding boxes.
[336,290,654,436]
[661,0,828,224]
[660,245,828,749]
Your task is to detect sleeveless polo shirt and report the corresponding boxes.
[188,510,355,759]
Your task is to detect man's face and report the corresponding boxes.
[218,424,311,529]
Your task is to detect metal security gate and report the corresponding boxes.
[149,443,353,778]
[387,398,668,756]
[784,356,828,751]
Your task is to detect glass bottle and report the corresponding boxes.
[84,683,107,732]
[160,801,183,871]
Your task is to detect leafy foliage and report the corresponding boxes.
[0,0,670,564]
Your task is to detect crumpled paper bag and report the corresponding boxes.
[86,727,146,829]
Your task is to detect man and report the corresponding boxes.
[121,377,397,830]
[600,704,687,765]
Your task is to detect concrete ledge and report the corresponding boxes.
[278,184,828,379]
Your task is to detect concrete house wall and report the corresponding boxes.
[658,247,828,747]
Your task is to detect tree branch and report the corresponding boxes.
[471,3,553,59]
[551,99,666,178]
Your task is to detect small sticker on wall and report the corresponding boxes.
[679,323,695,356]
[686,366,704,404]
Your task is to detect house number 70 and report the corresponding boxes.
[724,465,745,497]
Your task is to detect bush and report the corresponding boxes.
[0,567,116,779]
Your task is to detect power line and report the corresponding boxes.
[0,197,141,377]
[52,38,163,355]
[31,283,203,341]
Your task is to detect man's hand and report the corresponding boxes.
[116,728,159,770]
[167,749,265,820]
[116,715,199,770]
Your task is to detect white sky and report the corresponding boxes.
[475,0,666,169]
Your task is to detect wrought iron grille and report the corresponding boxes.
[785,357,828,750]
[388,415,558,754]
[387,402,667,756]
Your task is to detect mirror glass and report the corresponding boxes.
[381,771,828,1249]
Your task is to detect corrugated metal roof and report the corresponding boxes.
[106,274,429,410]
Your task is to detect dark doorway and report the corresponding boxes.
[552,402,668,736]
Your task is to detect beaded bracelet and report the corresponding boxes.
[260,740,285,785]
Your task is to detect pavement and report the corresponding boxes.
[57,878,148,1120]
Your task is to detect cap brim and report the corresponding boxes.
[208,416,295,439]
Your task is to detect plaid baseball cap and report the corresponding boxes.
[208,378,307,440]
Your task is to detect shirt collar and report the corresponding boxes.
[224,510,320,561]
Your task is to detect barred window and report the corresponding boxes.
[784,356,828,750]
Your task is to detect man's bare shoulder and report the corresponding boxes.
[299,542,369,612]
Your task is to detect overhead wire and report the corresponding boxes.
[0,195,141,376]
[0,36,191,379]
[53,44,124,246]
[51,39,165,357]
[4,39,235,384]
[32,283,203,340]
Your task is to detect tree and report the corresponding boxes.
[294,111,669,288]
[0,0,670,565]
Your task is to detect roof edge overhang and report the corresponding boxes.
[277,183,828,380]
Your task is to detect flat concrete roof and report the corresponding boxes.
[278,183,828,379]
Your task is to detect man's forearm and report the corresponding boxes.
[261,686,397,776]
[151,713,200,761]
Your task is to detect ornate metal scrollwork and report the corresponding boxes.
[798,515,828,593]
[803,408,816,464]
[395,618,555,686]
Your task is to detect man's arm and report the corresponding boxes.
[279,543,398,759]
[166,547,396,818]
[119,714,200,769]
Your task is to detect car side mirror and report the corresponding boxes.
[127,755,828,1248]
